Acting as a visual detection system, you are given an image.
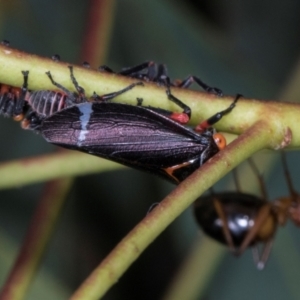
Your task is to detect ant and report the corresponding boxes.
[193,153,300,270]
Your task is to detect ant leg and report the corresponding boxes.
[280,151,300,226]
[213,198,236,253]
[281,151,298,199]
[252,239,273,270]
[237,204,272,256]
[248,158,269,202]
[195,94,241,132]
[175,75,223,97]
[95,82,144,102]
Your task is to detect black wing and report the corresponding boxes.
[39,102,219,182]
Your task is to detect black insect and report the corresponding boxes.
[31,67,238,184]
[193,153,300,269]
[0,61,237,183]
[99,61,226,127]
[99,61,223,96]
[0,66,142,131]
[22,67,143,130]
[0,54,67,120]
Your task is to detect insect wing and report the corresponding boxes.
[39,103,219,182]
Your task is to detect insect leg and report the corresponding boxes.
[100,61,157,81]
[248,158,269,202]
[175,75,223,96]
[195,94,241,132]
[100,61,166,83]
[118,61,155,77]
[13,70,29,117]
[213,198,236,253]
[252,239,274,270]
[281,151,298,200]
[95,81,144,102]
[236,204,272,256]
[165,86,191,123]
[45,71,75,99]
[68,66,85,96]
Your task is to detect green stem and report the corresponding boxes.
[0,151,125,190]
[0,178,73,300]
[70,121,273,300]
[0,44,300,146]
[162,237,226,300]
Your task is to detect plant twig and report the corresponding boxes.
[162,237,226,300]
[70,120,275,300]
[1,44,300,145]
[0,178,72,300]
[0,152,125,190]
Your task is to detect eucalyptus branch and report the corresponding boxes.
[70,121,274,300]
[0,151,125,190]
[0,178,73,300]
[0,44,299,147]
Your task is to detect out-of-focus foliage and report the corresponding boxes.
[1,1,300,299]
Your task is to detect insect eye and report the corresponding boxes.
[213,133,226,150]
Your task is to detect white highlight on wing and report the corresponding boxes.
[78,104,93,146]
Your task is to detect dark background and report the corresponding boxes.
[0,1,300,299]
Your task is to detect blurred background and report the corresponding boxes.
[1,0,300,299]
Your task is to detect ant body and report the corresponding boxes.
[193,153,300,269]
